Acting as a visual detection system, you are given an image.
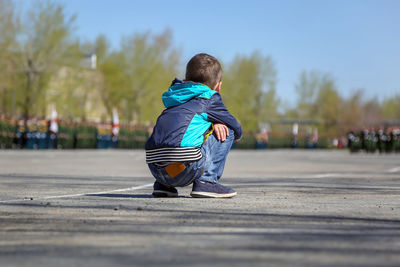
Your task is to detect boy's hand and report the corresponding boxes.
[214,123,229,142]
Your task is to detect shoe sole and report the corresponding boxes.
[152,190,178,197]
[190,191,237,198]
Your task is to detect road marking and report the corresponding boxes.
[387,167,400,173]
[308,173,339,178]
[0,183,153,204]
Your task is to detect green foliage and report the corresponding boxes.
[361,99,383,126]
[291,70,398,138]
[315,75,340,137]
[338,90,363,133]
[0,0,78,118]
[293,71,341,136]
[223,52,279,132]
[295,71,320,119]
[90,30,181,123]
[20,1,77,117]
[381,94,400,120]
[119,29,180,123]
[0,0,19,115]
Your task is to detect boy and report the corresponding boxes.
[145,53,242,198]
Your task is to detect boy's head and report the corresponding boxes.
[185,53,223,91]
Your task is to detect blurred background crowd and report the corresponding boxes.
[0,113,148,150]
[347,127,400,153]
[1,113,400,152]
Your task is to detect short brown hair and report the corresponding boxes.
[185,53,223,89]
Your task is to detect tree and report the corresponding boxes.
[119,29,181,123]
[223,52,279,132]
[315,75,340,137]
[339,90,364,133]
[97,45,127,120]
[83,35,125,120]
[0,0,18,116]
[292,71,345,137]
[15,1,77,118]
[381,93,400,120]
[361,98,383,126]
[294,70,320,119]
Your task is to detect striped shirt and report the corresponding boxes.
[145,147,202,164]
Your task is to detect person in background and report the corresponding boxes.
[111,108,120,148]
[291,123,298,148]
[377,127,387,154]
[15,117,26,149]
[49,104,58,149]
[360,127,368,151]
[26,117,37,149]
[37,117,48,149]
[256,127,269,149]
[311,128,318,148]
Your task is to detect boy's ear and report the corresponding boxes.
[214,81,222,92]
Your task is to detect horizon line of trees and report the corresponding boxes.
[0,0,399,138]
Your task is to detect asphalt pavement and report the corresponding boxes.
[1,149,400,266]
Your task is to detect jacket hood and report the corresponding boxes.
[162,79,216,108]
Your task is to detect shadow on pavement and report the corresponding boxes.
[85,193,153,198]
[85,193,189,199]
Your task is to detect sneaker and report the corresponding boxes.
[190,180,237,198]
[152,181,178,197]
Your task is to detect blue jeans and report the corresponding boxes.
[148,128,234,187]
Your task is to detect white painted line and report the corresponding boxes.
[387,167,400,173]
[308,173,339,178]
[284,173,342,179]
[0,183,153,204]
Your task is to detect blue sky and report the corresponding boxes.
[28,0,400,107]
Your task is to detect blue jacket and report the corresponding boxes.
[145,79,242,150]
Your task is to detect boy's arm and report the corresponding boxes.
[206,93,242,140]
